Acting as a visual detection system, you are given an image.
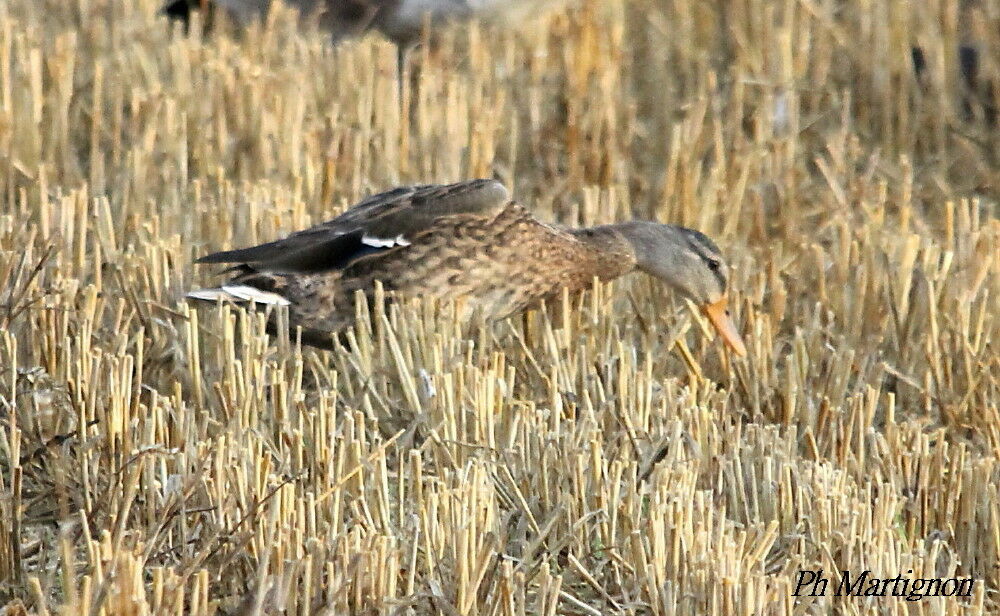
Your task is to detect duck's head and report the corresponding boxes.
[618,221,748,356]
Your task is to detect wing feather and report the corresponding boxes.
[196,179,510,275]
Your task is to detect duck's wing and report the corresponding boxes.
[195,179,511,275]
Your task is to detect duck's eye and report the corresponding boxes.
[707,259,721,271]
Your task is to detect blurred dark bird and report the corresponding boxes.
[162,0,558,46]
[188,179,748,355]
[162,0,565,85]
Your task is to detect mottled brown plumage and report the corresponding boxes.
[188,179,747,355]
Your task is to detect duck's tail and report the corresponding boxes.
[186,284,347,350]
[186,284,290,306]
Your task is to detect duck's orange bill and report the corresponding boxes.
[702,296,747,357]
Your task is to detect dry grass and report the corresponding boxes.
[0,0,998,613]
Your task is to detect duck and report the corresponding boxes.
[188,179,748,356]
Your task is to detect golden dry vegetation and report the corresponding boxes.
[0,0,998,614]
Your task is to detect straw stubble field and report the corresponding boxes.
[0,0,998,613]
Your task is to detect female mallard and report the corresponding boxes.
[188,179,747,355]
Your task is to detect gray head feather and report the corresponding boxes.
[617,222,729,306]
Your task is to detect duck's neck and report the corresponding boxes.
[568,224,638,282]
